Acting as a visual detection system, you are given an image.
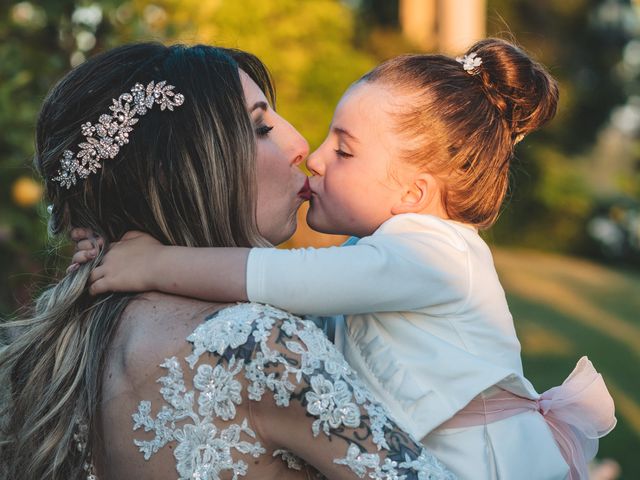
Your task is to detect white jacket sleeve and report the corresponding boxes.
[246,215,471,316]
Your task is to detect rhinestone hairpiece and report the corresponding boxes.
[52,80,185,189]
[456,52,482,75]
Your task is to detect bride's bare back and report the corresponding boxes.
[93,292,453,480]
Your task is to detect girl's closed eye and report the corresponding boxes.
[335,148,353,158]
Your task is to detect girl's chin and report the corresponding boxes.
[306,216,338,236]
[306,204,349,235]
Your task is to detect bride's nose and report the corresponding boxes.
[289,128,309,167]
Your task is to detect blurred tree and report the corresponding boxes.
[487,0,632,153]
[484,0,638,252]
[0,1,123,315]
[114,0,376,147]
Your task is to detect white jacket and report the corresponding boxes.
[247,213,539,439]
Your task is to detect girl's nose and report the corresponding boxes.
[305,148,325,176]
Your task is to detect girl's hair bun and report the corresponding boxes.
[466,38,559,141]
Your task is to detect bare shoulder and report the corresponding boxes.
[108,292,228,391]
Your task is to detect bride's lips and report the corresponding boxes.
[297,177,312,201]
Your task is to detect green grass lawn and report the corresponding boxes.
[494,248,640,479]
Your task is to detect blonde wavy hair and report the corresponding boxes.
[0,43,273,479]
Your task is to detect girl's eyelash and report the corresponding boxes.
[256,125,274,137]
[335,148,353,158]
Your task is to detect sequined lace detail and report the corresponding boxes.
[133,303,455,480]
[73,419,98,480]
[273,449,304,471]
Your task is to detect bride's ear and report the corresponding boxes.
[390,173,441,215]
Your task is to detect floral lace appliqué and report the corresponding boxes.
[306,374,361,435]
[132,303,454,480]
[132,355,265,479]
[273,449,304,470]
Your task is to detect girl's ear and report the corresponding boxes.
[391,173,441,215]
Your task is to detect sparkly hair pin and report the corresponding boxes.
[52,80,185,189]
[456,52,483,75]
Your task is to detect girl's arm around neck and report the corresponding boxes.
[246,230,470,316]
[153,246,250,302]
[88,231,250,302]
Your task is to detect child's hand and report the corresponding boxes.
[88,231,164,296]
[68,227,104,273]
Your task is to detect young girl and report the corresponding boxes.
[74,38,616,479]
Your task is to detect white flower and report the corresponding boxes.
[172,421,265,480]
[306,375,361,436]
[365,403,392,450]
[273,449,304,471]
[132,303,453,480]
[194,359,243,420]
[281,318,298,336]
[455,52,482,73]
[174,422,219,477]
[158,357,186,399]
[399,450,457,480]
[334,444,382,478]
[186,308,254,367]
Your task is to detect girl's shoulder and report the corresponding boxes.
[368,213,478,254]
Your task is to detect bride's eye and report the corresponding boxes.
[256,125,274,137]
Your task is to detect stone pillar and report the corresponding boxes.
[439,0,486,54]
[399,0,438,51]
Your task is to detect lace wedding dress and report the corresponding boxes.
[97,302,455,480]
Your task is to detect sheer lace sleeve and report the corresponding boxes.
[131,303,454,480]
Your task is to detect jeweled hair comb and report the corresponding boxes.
[52,80,184,189]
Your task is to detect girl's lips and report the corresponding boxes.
[298,177,312,201]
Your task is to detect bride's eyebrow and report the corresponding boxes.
[249,101,268,113]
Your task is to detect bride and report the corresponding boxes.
[0,43,454,479]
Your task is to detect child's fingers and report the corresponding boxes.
[71,249,97,265]
[77,237,104,249]
[89,278,109,296]
[75,239,95,252]
[70,227,92,241]
[66,263,80,274]
[90,265,106,285]
[70,228,104,246]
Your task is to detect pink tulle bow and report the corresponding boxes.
[435,357,616,480]
[538,356,617,480]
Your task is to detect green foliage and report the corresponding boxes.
[484,0,637,251]
[128,0,376,147]
[491,145,595,251]
[0,1,103,314]
[0,0,141,315]
[488,0,630,153]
